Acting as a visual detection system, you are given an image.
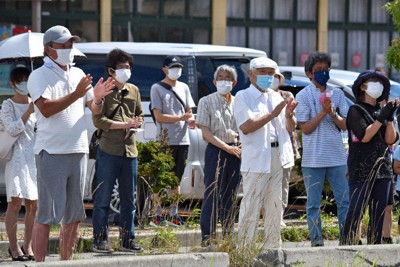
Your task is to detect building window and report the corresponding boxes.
[296,0,316,21]
[164,0,185,17]
[164,27,185,42]
[274,0,293,20]
[227,0,246,19]
[347,31,367,71]
[369,31,389,69]
[272,28,294,66]
[249,0,270,19]
[192,28,209,44]
[349,0,367,23]
[137,0,159,16]
[190,0,210,17]
[371,0,390,23]
[328,30,345,69]
[226,26,246,47]
[295,29,316,65]
[328,0,345,22]
[249,27,270,54]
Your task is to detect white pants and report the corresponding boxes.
[238,147,283,249]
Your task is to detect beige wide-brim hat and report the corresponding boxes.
[275,67,285,84]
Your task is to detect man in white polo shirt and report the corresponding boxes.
[233,57,297,249]
[27,25,114,261]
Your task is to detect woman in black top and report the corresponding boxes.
[340,70,398,245]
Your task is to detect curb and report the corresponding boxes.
[256,244,400,266]
[5,252,229,267]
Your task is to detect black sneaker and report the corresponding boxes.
[118,240,141,252]
[92,240,114,253]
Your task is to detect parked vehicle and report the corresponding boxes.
[280,66,400,101]
[0,42,266,212]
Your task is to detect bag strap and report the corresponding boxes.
[157,81,186,110]
[352,103,375,124]
[351,103,384,141]
[97,89,127,138]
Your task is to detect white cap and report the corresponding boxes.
[250,57,278,70]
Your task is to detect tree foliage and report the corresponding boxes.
[385,0,400,70]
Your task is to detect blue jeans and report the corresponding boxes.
[340,178,390,245]
[200,144,241,241]
[302,165,349,246]
[92,148,137,247]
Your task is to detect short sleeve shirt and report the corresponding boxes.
[27,57,93,154]
[150,81,195,145]
[295,84,349,167]
[196,92,238,144]
[346,102,393,184]
[233,85,294,173]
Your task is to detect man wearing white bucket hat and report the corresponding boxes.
[233,57,297,249]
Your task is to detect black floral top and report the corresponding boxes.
[346,101,395,185]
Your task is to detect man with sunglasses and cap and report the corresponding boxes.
[150,55,195,226]
[27,25,114,261]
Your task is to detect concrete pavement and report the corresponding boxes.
[1,221,400,266]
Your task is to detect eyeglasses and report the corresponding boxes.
[113,65,131,70]
[312,68,330,73]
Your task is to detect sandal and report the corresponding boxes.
[20,245,35,261]
[8,248,28,261]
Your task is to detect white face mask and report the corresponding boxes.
[49,47,74,66]
[167,67,182,80]
[216,80,233,95]
[113,68,131,84]
[15,81,29,95]
[270,77,281,91]
[365,81,384,99]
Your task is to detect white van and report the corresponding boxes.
[0,42,266,211]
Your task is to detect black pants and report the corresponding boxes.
[340,178,391,245]
[170,145,189,182]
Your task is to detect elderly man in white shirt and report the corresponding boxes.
[233,57,297,249]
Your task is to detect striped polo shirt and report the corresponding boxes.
[295,84,349,168]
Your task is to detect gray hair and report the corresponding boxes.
[213,64,238,81]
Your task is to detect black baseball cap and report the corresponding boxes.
[163,55,184,68]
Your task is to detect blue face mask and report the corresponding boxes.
[256,75,274,90]
[313,70,330,86]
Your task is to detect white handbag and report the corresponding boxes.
[0,101,19,162]
[0,129,18,161]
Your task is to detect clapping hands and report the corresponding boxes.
[377,99,399,123]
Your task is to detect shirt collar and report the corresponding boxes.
[248,84,271,100]
[43,56,75,71]
[216,92,232,104]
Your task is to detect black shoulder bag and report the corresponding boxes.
[89,91,126,159]
[149,81,186,124]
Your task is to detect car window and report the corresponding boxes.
[75,55,191,102]
[195,57,253,101]
[0,60,42,108]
